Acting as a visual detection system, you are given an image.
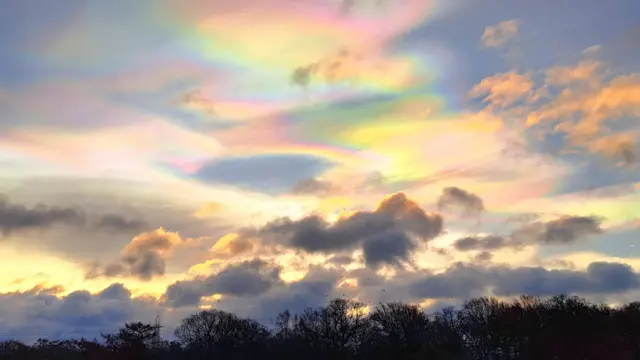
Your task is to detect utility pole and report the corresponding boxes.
[153,314,162,348]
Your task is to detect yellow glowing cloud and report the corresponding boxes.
[0,243,181,298]
[193,202,225,218]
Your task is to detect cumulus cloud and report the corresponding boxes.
[163,259,283,308]
[3,258,638,342]
[0,283,161,342]
[251,192,442,257]
[362,231,416,269]
[87,228,184,281]
[436,187,485,217]
[481,20,519,48]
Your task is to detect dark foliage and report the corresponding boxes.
[1,295,640,360]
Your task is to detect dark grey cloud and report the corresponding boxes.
[0,283,161,342]
[86,229,181,281]
[0,194,150,238]
[409,261,640,299]
[248,266,343,322]
[453,215,604,253]
[163,259,283,308]
[437,187,485,217]
[291,178,335,196]
[540,215,604,243]
[514,215,603,244]
[94,214,148,233]
[98,283,132,300]
[474,251,493,262]
[453,235,511,251]
[192,154,335,194]
[0,195,85,236]
[327,254,356,266]
[410,263,488,299]
[251,193,442,259]
[362,231,416,269]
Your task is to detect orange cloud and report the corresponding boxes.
[545,60,602,86]
[587,132,637,166]
[472,53,640,163]
[468,71,534,108]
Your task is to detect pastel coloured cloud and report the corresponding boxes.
[1,0,639,341]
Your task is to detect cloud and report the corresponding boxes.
[0,194,153,240]
[468,71,534,109]
[436,187,485,217]
[87,228,184,281]
[0,283,161,342]
[362,231,416,269]
[471,52,640,164]
[250,192,442,255]
[453,235,509,252]
[94,214,148,233]
[291,178,335,196]
[515,215,604,244]
[409,261,640,299]
[247,265,342,321]
[587,132,637,167]
[289,47,416,90]
[0,195,85,236]
[290,48,359,87]
[192,154,336,194]
[481,20,519,48]
[453,215,604,253]
[544,60,602,86]
[163,259,283,307]
[180,89,217,116]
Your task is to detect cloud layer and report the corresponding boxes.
[1,0,639,341]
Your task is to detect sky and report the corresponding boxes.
[1,0,639,341]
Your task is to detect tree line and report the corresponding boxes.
[1,294,639,360]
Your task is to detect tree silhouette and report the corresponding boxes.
[2,294,640,360]
[175,309,269,360]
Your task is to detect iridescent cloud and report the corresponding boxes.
[1,0,639,340]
